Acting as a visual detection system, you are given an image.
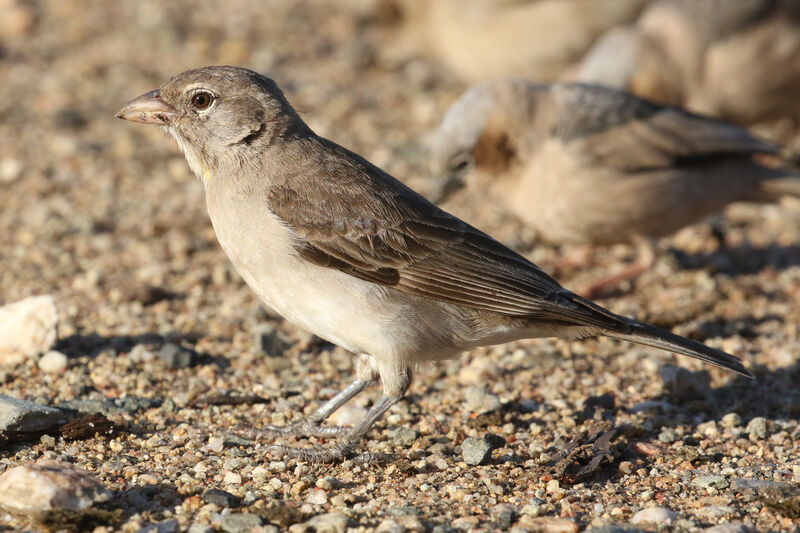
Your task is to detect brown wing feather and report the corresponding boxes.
[268,136,626,331]
[553,83,780,171]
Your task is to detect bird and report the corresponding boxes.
[430,79,800,296]
[117,66,751,463]
[573,0,800,126]
[375,0,646,83]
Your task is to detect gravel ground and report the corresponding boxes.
[2,1,800,531]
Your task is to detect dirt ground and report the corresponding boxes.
[2,1,800,531]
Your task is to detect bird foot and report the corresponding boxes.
[259,419,347,440]
[267,442,391,464]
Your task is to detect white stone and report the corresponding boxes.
[329,404,366,427]
[0,295,58,365]
[631,506,677,525]
[0,461,111,514]
[289,512,351,533]
[207,436,225,453]
[0,157,23,183]
[38,350,68,373]
[223,471,242,485]
[306,488,328,505]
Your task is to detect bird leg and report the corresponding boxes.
[576,236,657,299]
[268,367,412,463]
[259,378,374,440]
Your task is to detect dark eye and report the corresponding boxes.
[191,91,214,110]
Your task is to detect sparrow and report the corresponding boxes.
[431,79,800,296]
[573,0,800,125]
[376,0,645,83]
[117,66,751,463]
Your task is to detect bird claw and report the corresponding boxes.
[267,443,353,463]
[267,443,392,464]
[259,420,347,440]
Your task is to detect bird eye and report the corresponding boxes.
[191,91,214,110]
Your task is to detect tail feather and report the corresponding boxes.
[605,320,752,378]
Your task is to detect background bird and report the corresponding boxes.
[431,79,800,296]
[376,0,646,83]
[573,0,800,126]
[118,66,750,462]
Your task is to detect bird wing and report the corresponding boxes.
[552,83,779,171]
[267,137,625,330]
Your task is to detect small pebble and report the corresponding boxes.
[306,488,328,505]
[220,513,263,533]
[462,434,504,466]
[158,343,196,369]
[720,412,742,428]
[254,323,292,356]
[463,386,502,413]
[746,417,768,439]
[37,350,68,373]
[390,427,420,447]
[291,512,352,533]
[693,475,729,490]
[202,488,242,508]
[631,506,677,525]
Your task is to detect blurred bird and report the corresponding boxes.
[431,80,800,294]
[574,0,800,125]
[117,66,750,463]
[377,0,646,82]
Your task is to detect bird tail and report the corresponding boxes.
[604,320,752,378]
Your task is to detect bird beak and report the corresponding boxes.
[115,89,177,125]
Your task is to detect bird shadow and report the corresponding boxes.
[54,331,231,369]
[671,242,800,275]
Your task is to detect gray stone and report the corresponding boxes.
[745,417,768,439]
[0,461,111,514]
[463,386,502,413]
[492,503,517,529]
[658,428,678,443]
[375,518,403,533]
[390,427,420,447]
[202,488,242,508]
[0,394,63,432]
[693,475,729,490]
[187,524,214,533]
[254,323,292,356]
[137,519,179,533]
[158,343,196,369]
[297,512,353,533]
[462,434,504,465]
[220,513,263,533]
[704,524,756,533]
[720,412,742,428]
[585,526,646,533]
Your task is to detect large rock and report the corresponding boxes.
[0,295,58,365]
[0,394,64,433]
[0,462,111,515]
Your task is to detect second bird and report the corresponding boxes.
[432,80,800,290]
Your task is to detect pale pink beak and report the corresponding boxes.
[115,89,177,124]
